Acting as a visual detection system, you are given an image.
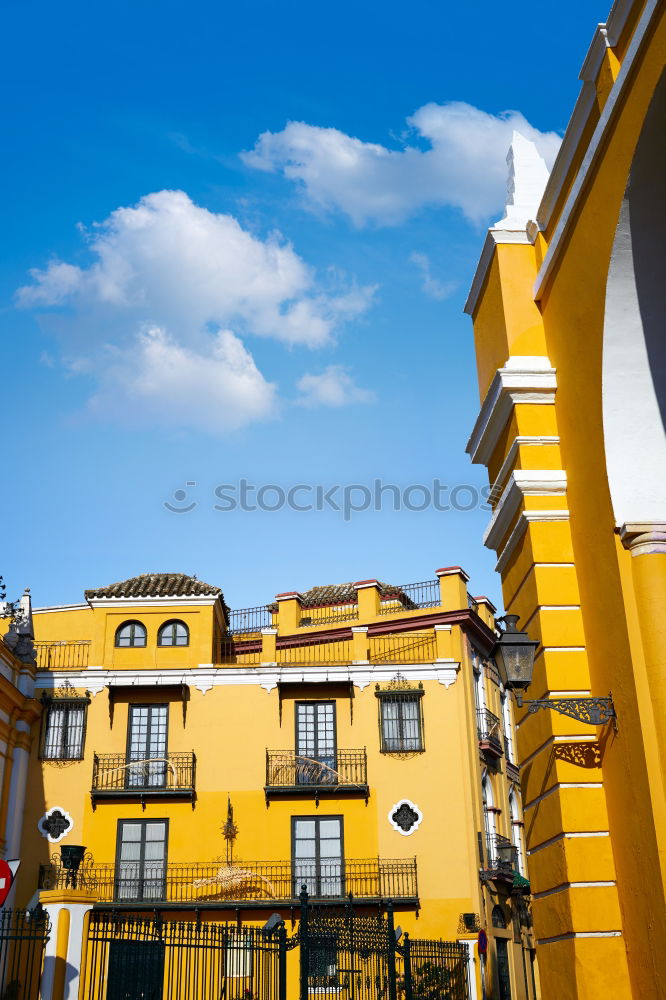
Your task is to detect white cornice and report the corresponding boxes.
[580,25,610,83]
[86,597,218,608]
[35,661,461,696]
[606,0,634,47]
[33,604,90,614]
[484,472,568,552]
[463,228,533,317]
[467,357,557,466]
[495,510,571,575]
[490,436,561,499]
[534,0,659,301]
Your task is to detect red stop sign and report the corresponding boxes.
[0,860,15,907]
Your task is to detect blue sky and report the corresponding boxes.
[3,0,608,611]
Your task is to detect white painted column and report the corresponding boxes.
[39,897,95,1000]
[460,939,479,1000]
[39,903,64,1000]
[63,902,93,1000]
[4,723,31,857]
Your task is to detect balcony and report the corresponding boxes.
[91,752,196,803]
[35,640,91,669]
[39,857,418,907]
[476,708,503,760]
[265,749,368,801]
[480,834,519,889]
[378,579,441,616]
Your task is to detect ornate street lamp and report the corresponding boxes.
[493,615,616,726]
[60,845,86,889]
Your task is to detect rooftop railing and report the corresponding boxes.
[369,631,436,663]
[39,858,418,905]
[227,605,273,636]
[378,580,441,615]
[299,605,360,627]
[91,752,195,800]
[276,637,352,665]
[35,640,91,670]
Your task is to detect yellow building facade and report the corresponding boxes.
[464,2,666,997]
[10,569,539,999]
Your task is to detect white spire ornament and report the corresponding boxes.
[494,131,550,230]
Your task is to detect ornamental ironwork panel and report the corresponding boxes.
[0,908,50,1000]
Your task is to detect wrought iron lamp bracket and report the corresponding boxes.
[514,692,616,728]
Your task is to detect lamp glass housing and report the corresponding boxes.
[493,615,539,692]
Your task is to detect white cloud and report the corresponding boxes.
[409,252,457,301]
[242,102,561,226]
[89,326,277,433]
[17,190,375,432]
[296,366,375,407]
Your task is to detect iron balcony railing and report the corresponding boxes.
[299,605,360,627]
[213,638,262,665]
[378,580,441,615]
[484,834,518,879]
[91,752,196,800]
[265,749,367,793]
[35,640,91,669]
[369,631,436,663]
[227,605,273,636]
[276,637,352,665]
[39,858,418,905]
[476,708,503,756]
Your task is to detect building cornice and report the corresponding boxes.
[467,357,557,466]
[463,228,533,318]
[484,472,568,552]
[35,662,461,696]
[86,596,219,608]
[534,0,660,301]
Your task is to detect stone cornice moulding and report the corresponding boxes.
[495,510,571,575]
[534,0,659,301]
[35,662,461,696]
[463,228,533,318]
[86,596,219,608]
[484,471,568,552]
[467,357,557,467]
[619,522,666,556]
[490,436,561,499]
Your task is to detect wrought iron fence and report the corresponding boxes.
[265,750,367,791]
[228,605,274,635]
[276,637,352,665]
[378,581,441,616]
[476,708,503,752]
[82,913,284,1000]
[39,858,418,905]
[397,935,469,1000]
[34,640,90,669]
[369,632,436,663]
[299,605,360,627]
[213,638,262,665]
[91,752,196,797]
[0,908,50,1000]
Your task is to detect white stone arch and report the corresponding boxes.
[602,70,666,530]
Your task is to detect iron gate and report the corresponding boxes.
[83,913,284,1000]
[299,891,469,1000]
[83,900,468,1000]
[0,907,50,1000]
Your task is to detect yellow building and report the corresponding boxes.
[12,568,539,999]
[464,2,666,998]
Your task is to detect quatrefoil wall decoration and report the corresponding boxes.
[38,807,73,843]
[388,799,423,836]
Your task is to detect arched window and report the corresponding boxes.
[158,620,189,647]
[482,770,497,863]
[509,786,526,876]
[115,621,147,648]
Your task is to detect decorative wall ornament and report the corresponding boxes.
[38,807,73,843]
[388,799,423,836]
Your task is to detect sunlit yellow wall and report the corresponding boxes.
[466,4,666,998]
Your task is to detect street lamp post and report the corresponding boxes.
[493,615,616,726]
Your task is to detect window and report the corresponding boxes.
[157,620,189,647]
[115,819,168,901]
[501,692,515,764]
[40,697,88,760]
[482,771,498,864]
[376,690,424,752]
[115,621,147,648]
[296,702,337,785]
[509,787,526,876]
[126,705,168,788]
[292,816,343,897]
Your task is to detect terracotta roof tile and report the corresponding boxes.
[267,580,411,612]
[85,573,222,600]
